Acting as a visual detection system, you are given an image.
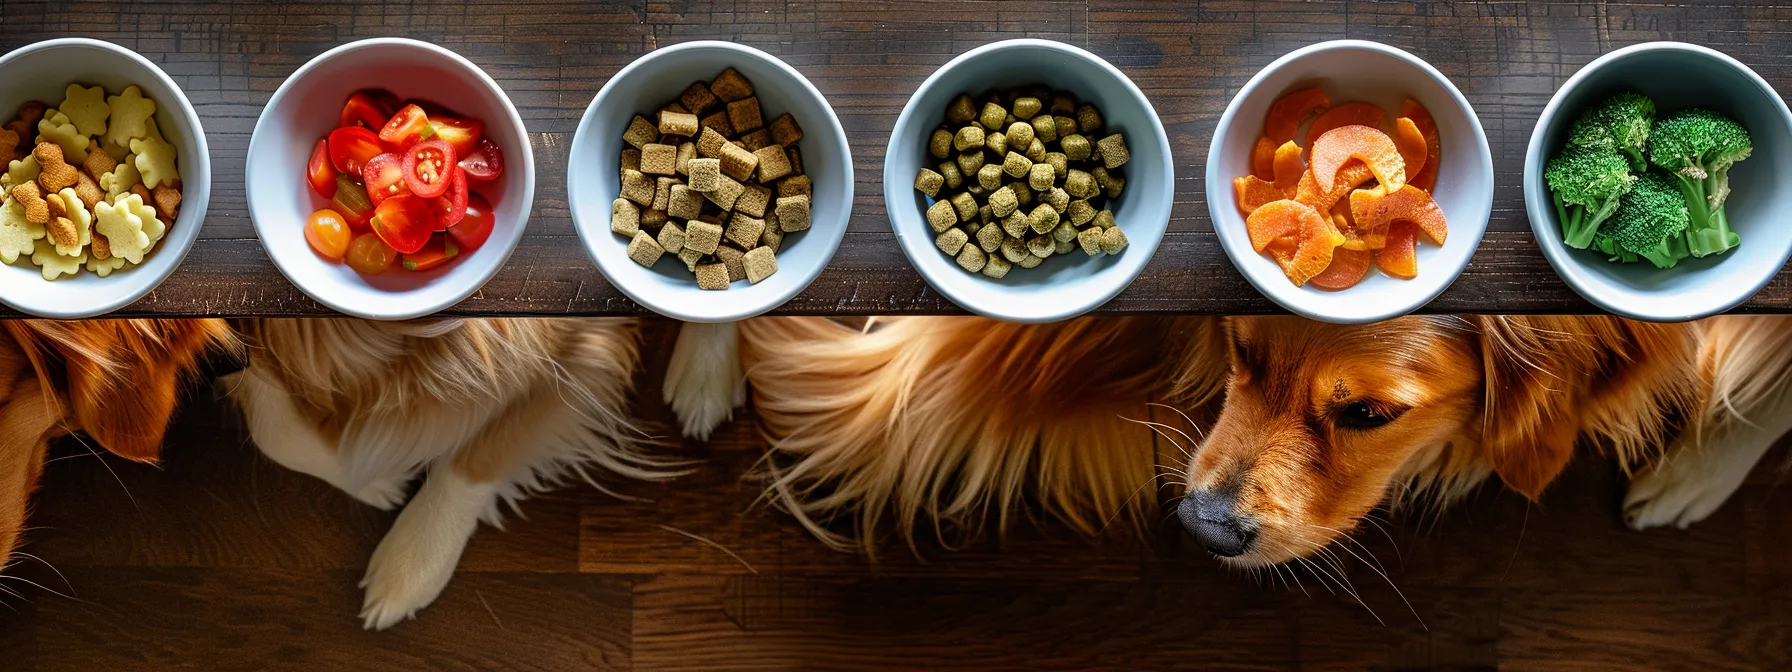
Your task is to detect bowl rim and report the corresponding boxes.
[568,40,854,323]
[0,37,212,319]
[1204,39,1495,324]
[244,36,535,321]
[1522,41,1792,322]
[881,38,1174,324]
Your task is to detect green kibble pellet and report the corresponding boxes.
[979,102,1006,130]
[1002,151,1033,179]
[1094,208,1117,229]
[967,184,986,197]
[1031,115,1057,143]
[1064,169,1097,199]
[1012,97,1042,120]
[1051,220,1078,243]
[1077,226,1103,255]
[1054,115,1078,137]
[940,161,963,189]
[1005,122,1034,151]
[936,227,969,256]
[954,125,985,152]
[981,253,1012,278]
[977,205,992,223]
[950,191,979,221]
[986,131,1007,157]
[1046,187,1070,213]
[1097,133,1130,169]
[1028,234,1056,258]
[929,129,953,159]
[1044,152,1067,179]
[956,151,985,175]
[1103,174,1124,198]
[926,199,958,233]
[1012,184,1033,208]
[1004,114,1016,127]
[946,94,977,124]
[989,185,1019,217]
[977,219,1004,252]
[1068,199,1096,226]
[1001,235,1029,262]
[978,163,1004,191]
[1054,236,1075,255]
[1000,211,1028,239]
[1017,253,1043,269]
[915,168,944,198]
[1051,93,1076,115]
[1027,204,1059,235]
[1077,103,1102,135]
[956,244,987,273]
[1100,225,1128,254]
[1061,134,1091,161]
[1025,138,1047,163]
[1026,162,1053,191]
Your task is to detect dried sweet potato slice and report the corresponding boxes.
[1245,199,1310,253]
[1311,125,1406,193]
[1234,175,1285,215]
[1374,221,1419,280]
[1393,117,1428,182]
[1349,184,1448,248]
[1247,199,1338,285]
[1399,98,1441,192]
[1309,247,1372,291]
[1304,102,1388,147]
[1251,136,1276,180]
[1294,160,1375,213]
[1331,199,1369,252]
[1265,87,1330,145]
[1271,140,1304,192]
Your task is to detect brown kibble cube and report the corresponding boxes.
[641,143,678,175]
[685,220,723,255]
[624,114,660,149]
[779,175,812,198]
[659,109,700,136]
[1031,114,1057,143]
[982,253,1012,279]
[1097,134,1130,169]
[743,246,777,284]
[1024,138,1046,163]
[627,230,664,267]
[988,185,1018,217]
[678,247,703,271]
[727,97,764,133]
[787,147,803,176]
[976,219,1004,252]
[926,199,957,233]
[668,184,704,220]
[739,128,772,151]
[1028,234,1056,258]
[938,161,962,190]
[640,208,668,228]
[936,227,969,256]
[153,184,182,219]
[1100,225,1128,254]
[985,131,1008,157]
[675,142,697,174]
[977,163,1003,191]
[1012,97,1042,120]
[737,183,772,217]
[955,151,985,176]
[652,176,677,211]
[710,67,754,102]
[956,243,987,273]
[1067,199,1096,227]
[754,145,791,182]
[1004,122,1035,153]
[1000,211,1027,239]
[929,129,953,159]
[621,148,641,172]
[725,212,766,250]
[1052,220,1078,243]
[696,263,730,290]
[1054,115,1078,138]
[776,194,811,232]
[761,224,784,252]
[1000,235,1029,263]
[681,81,720,114]
[719,143,759,181]
[700,110,735,138]
[1028,204,1059,235]
[768,113,803,146]
[687,158,722,191]
[946,94,977,124]
[657,221,687,254]
[83,149,116,180]
[717,245,747,281]
[948,192,977,221]
[705,173,747,210]
[73,172,103,209]
[621,168,656,206]
[697,127,731,158]
[914,168,944,198]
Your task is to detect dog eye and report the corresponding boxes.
[1338,401,1396,430]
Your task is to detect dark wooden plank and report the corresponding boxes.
[4,1,1792,316]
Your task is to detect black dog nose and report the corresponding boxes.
[1178,489,1257,557]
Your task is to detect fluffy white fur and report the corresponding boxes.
[664,321,746,441]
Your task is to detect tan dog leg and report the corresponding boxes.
[225,370,411,509]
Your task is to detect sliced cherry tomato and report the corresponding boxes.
[340,90,396,130]
[402,140,456,199]
[458,138,504,183]
[427,166,468,230]
[401,234,461,271]
[305,209,352,260]
[378,103,433,151]
[430,116,484,158]
[447,192,495,252]
[329,174,374,228]
[345,232,397,275]
[306,138,337,198]
[361,152,409,206]
[368,194,435,254]
[327,126,384,175]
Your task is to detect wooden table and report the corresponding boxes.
[6,0,1791,317]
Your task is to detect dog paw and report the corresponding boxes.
[664,321,746,440]
[1623,457,1739,531]
[351,476,412,511]
[357,529,458,630]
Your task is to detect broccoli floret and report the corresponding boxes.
[1649,108,1751,257]
[1568,91,1655,171]
[1606,170,1691,269]
[1544,144,1634,249]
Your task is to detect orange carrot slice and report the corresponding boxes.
[1393,117,1428,181]
[1311,125,1406,193]
[1265,87,1330,145]
[1349,184,1448,248]
[1271,141,1304,193]
[1309,247,1372,291]
[1295,160,1375,213]
[1304,102,1388,147]
[1374,221,1419,280]
[1331,198,1369,252]
[1251,136,1276,180]
[1234,175,1285,215]
[1399,98,1441,192]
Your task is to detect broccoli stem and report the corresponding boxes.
[1672,173,1736,257]
[1621,147,1647,173]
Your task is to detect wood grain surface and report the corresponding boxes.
[4,0,1791,317]
[0,325,1789,670]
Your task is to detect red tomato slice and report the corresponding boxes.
[401,234,461,271]
[340,90,395,130]
[327,126,384,175]
[369,194,435,254]
[330,175,374,228]
[402,140,456,199]
[379,104,432,151]
[362,152,409,206]
[427,166,469,230]
[458,138,504,183]
[448,192,495,252]
[430,116,484,158]
[307,138,337,198]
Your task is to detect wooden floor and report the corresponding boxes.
[1,325,1790,671]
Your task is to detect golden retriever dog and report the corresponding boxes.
[0,320,233,580]
[223,318,679,629]
[673,315,1792,568]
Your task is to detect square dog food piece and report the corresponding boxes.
[978,102,1007,130]
[977,163,1003,191]
[988,185,1018,217]
[760,223,785,252]
[627,230,664,267]
[725,212,766,250]
[925,199,957,233]
[727,97,764,133]
[938,161,962,190]
[687,158,722,191]
[705,174,747,210]
[946,94,977,124]
[1095,166,1125,198]
[717,245,747,281]
[768,113,803,146]
[652,176,677,211]
[668,184,704,220]
[779,174,811,198]
[621,148,641,172]
[1000,212,1028,239]
[641,143,678,176]
[681,81,720,115]
[1028,204,1059,235]
[697,127,731,158]
[1001,151,1033,179]
[1028,163,1055,191]
[787,147,803,176]
[666,102,689,114]
[985,131,1008,157]
[754,145,791,182]
[775,194,811,232]
[679,246,703,271]
[743,246,777,284]
[658,110,700,137]
[914,168,944,198]
[977,218,1004,252]
[1095,208,1116,229]
[710,67,754,101]
[1012,96,1042,120]
[981,252,1012,279]
[1028,234,1056,259]
[1077,103,1103,135]
[719,143,759,182]
[1061,134,1091,161]
[1078,226,1103,256]
[640,208,668,228]
[956,243,987,273]
[1064,169,1097,199]
[736,183,772,218]
[1031,114,1057,143]
[1067,199,1096,227]
[695,263,730,290]
[685,220,723,255]
[621,168,656,206]
[936,227,969,256]
[1000,235,1029,263]
[1097,134,1130,169]
[1052,220,1079,243]
[1100,225,1128,254]
[624,115,660,149]
[657,220,687,254]
[739,128,772,152]
[949,192,978,222]
[700,110,735,139]
[929,129,953,159]
[675,142,697,174]
[1005,121,1035,152]
[953,125,984,152]
[1054,114,1078,138]
[611,198,641,236]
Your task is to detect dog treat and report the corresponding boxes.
[743,246,777,284]
[657,221,686,254]
[914,87,1130,277]
[695,262,729,290]
[658,109,699,137]
[627,230,664,267]
[640,143,678,175]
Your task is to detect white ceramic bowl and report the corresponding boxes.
[246,38,533,320]
[1206,40,1494,324]
[0,38,210,318]
[568,41,851,323]
[885,39,1173,323]
[1524,42,1792,322]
